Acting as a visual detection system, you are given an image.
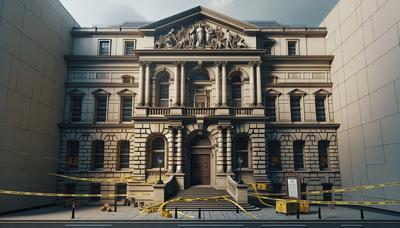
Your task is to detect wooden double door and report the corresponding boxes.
[190,154,211,185]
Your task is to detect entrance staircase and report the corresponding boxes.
[165,187,260,211]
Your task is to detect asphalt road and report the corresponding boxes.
[1,220,400,228]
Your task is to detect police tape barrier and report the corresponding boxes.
[50,173,169,185]
[249,193,400,206]
[250,183,275,208]
[0,189,150,197]
[301,181,400,195]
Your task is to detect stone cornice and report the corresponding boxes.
[65,83,139,88]
[264,82,333,88]
[262,55,334,63]
[266,123,340,129]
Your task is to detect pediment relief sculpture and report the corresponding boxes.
[154,21,248,50]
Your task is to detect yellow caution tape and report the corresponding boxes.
[50,173,169,185]
[178,211,194,219]
[0,189,150,197]
[301,181,400,195]
[250,183,275,207]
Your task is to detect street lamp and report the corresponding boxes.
[157,157,164,184]
[237,156,244,184]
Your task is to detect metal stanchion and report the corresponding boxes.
[360,209,364,220]
[174,208,178,219]
[236,206,239,213]
[198,208,201,219]
[114,198,117,212]
[71,201,76,219]
[296,209,300,219]
[318,207,321,219]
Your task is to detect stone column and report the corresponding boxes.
[138,63,144,106]
[173,63,179,106]
[176,127,183,173]
[249,62,255,106]
[180,63,185,106]
[226,127,232,173]
[215,63,221,106]
[217,127,224,174]
[256,62,263,106]
[144,63,151,106]
[221,62,227,106]
[167,127,175,173]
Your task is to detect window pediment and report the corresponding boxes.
[92,89,110,96]
[68,89,85,96]
[313,89,331,96]
[117,89,135,96]
[288,89,306,96]
[266,89,281,96]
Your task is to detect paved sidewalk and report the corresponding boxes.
[1,205,399,221]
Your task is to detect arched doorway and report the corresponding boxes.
[188,134,212,186]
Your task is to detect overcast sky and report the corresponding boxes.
[60,0,339,27]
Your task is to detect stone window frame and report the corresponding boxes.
[91,140,105,170]
[313,89,331,123]
[288,89,306,122]
[147,136,168,170]
[66,140,79,170]
[67,89,85,123]
[287,39,299,56]
[153,71,171,107]
[233,134,252,170]
[92,89,111,123]
[98,39,111,56]
[117,140,130,170]
[117,89,135,122]
[265,89,281,122]
[293,140,305,171]
[123,39,136,55]
[318,140,330,171]
[261,39,275,55]
[267,140,282,171]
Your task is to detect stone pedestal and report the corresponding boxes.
[135,107,148,117]
[216,107,230,115]
[236,184,249,204]
[174,173,185,190]
[152,184,166,203]
[253,107,265,116]
[215,174,227,190]
[170,107,183,115]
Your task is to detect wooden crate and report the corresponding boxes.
[275,200,299,215]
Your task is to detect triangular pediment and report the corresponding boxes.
[141,6,259,34]
[288,89,307,96]
[313,89,331,96]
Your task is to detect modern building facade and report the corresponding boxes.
[58,6,341,203]
[0,0,78,213]
[321,0,400,212]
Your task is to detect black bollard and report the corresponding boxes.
[71,201,75,219]
[175,208,178,219]
[360,209,364,220]
[236,206,239,213]
[114,199,117,212]
[318,207,321,219]
[296,209,300,219]
[198,208,201,219]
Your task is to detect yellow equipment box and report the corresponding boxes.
[275,200,299,215]
[299,201,310,213]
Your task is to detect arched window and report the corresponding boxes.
[118,141,130,169]
[234,136,250,168]
[157,74,170,107]
[231,74,242,107]
[191,73,210,107]
[150,137,165,168]
[268,140,281,171]
[92,140,104,169]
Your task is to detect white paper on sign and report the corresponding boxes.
[287,178,299,198]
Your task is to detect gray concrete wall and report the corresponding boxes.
[0,0,78,213]
[320,0,400,212]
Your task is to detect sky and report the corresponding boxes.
[60,0,339,27]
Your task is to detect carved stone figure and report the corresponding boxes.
[153,20,248,50]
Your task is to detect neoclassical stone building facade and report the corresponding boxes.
[58,6,340,203]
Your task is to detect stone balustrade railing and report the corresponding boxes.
[230,107,253,116]
[226,175,248,204]
[147,107,170,116]
[184,107,216,116]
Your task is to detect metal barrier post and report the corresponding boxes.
[318,207,321,219]
[360,209,364,220]
[71,201,75,219]
[198,208,201,219]
[236,206,239,213]
[114,198,117,212]
[296,209,300,219]
[175,208,178,219]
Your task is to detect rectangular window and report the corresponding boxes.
[67,141,79,170]
[315,96,326,122]
[124,40,135,55]
[262,39,274,55]
[265,96,276,121]
[271,183,282,193]
[116,183,127,201]
[293,141,304,171]
[89,183,101,202]
[288,41,297,56]
[71,96,83,122]
[98,40,111,55]
[318,141,329,170]
[290,96,301,122]
[300,183,307,200]
[95,96,107,122]
[93,141,104,169]
[119,141,130,169]
[268,141,281,171]
[120,96,132,122]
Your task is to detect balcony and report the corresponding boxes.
[141,107,263,117]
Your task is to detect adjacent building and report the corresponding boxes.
[58,6,341,203]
